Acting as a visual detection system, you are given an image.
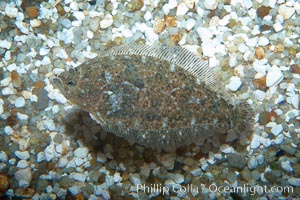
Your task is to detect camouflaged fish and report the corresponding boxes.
[54,44,253,151]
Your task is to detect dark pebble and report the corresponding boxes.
[33,88,49,111]
[257,6,271,18]
[227,153,247,169]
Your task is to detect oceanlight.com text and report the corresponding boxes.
[136,183,294,196]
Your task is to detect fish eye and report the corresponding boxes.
[67,80,76,86]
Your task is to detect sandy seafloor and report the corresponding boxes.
[0,0,300,199]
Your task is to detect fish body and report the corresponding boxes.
[55,44,253,151]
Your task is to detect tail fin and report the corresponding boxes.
[235,102,255,137]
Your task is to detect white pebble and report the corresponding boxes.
[17,112,29,121]
[4,126,14,135]
[102,190,110,199]
[71,172,86,182]
[15,21,29,34]
[44,120,56,131]
[51,105,60,114]
[202,43,215,57]
[246,37,257,47]
[220,144,234,153]
[122,29,133,38]
[21,91,31,99]
[15,151,30,160]
[266,122,283,136]
[5,5,18,18]
[9,158,16,165]
[191,168,201,176]
[256,155,264,164]
[3,86,15,96]
[145,29,159,43]
[201,162,209,171]
[185,18,196,31]
[30,19,41,27]
[39,47,50,56]
[7,63,18,72]
[30,94,38,102]
[74,147,89,159]
[234,65,245,77]
[250,134,261,149]
[100,14,113,29]
[281,160,293,172]
[247,156,258,169]
[271,124,283,136]
[36,152,45,162]
[4,51,11,61]
[58,157,68,168]
[15,168,32,187]
[41,56,51,65]
[278,4,295,20]
[176,2,189,16]
[184,0,196,9]
[73,11,85,21]
[0,151,8,162]
[55,144,63,154]
[130,173,141,185]
[86,30,94,39]
[242,0,252,9]
[44,144,56,161]
[162,4,171,15]
[287,95,299,109]
[174,174,184,184]
[69,1,79,10]
[63,29,74,44]
[197,27,213,40]
[288,177,300,186]
[113,172,122,183]
[258,37,269,46]
[68,185,81,196]
[260,137,271,147]
[14,97,26,108]
[96,152,107,163]
[229,54,238,67]
[106,175,114,186]
[275,94,285,104]
[56,48,68,59]
[204,0,218,10]
[18,139,28,152]
[74,157,84,166]
[0,77,12,87]
[72,20,82,27]
[266,66,283,87]
[0,99,3,115]
[165,179,176,188]
[17,160,29,168]
[54,92,67,104]
[238,43,248,53]
[94,185,103,196]
[273,22,283,32]
[0,39,12,49]
[53,68,65,75]
[254,90,266,101]
[144,11,152,21]
[273,134,284,144]
[168,0,178,9]
[227,76,242,91]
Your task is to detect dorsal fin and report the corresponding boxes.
[98,44,234,104]
[100,44,216,87]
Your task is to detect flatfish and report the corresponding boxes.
[54,44,253,151]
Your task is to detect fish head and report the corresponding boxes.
[53,68,80,101]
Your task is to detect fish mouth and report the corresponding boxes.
[52,77,65,93]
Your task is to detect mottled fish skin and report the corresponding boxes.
[54,44,253,151]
